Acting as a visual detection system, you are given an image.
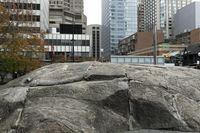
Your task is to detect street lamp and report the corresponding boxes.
[153,23,157,65]
[100,48,104,62]
[72,16,75,62]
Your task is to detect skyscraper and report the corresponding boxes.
[138,0,145,32]
[102,0,138,59]
[174,2,200,36]
[143,0,192,39]
[86,25,101,61]
[143,0,160,32]
[160,0,192,39]
[49,0,87,33]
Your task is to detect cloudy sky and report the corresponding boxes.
[84,0,200,25]
[84,0,101,25]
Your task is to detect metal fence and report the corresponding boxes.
[111,55,165,65]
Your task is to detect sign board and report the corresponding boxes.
[60,24,82,34]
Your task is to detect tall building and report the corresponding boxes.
[0,0,49,33]
[138,0,145,32]
[138,0,144,32]
[102,0,138,59]
[143,0,192,39]
[174,2,200,36]
[49,0,87,33]
[160,0,192,39]
[143,0,160,32]
[86,25,101,60]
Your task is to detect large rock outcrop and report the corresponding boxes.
[0,62,200,133]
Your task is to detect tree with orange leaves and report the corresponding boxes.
[0,4,45,83]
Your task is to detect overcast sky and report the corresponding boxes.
[84,0,101,25]
[84,0,200,25]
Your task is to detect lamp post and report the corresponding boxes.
[100,48,104,62]
[72,17,75,62]
[153,23,157,65]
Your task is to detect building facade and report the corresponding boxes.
[143,0,160,32]
[128,43,187,56]
[0,0,49,33]
[138,0,145,32]
[118,34,135,55]
[160,0,192,39]
[176,28,200,45]
[118,31,164,55]
[102,0,138,59]
[86,25,101,60]
[174,2,200,37]
[44,34,90,62]
[49,0,87,33]
[143,0,192,39]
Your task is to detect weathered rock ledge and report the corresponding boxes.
[0,62,200,133]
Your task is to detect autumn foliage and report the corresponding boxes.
[0,4,44,82]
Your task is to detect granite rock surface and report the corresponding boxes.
[0,62,200,133]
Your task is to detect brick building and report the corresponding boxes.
[176,28,200,45]
[128,43,187,56]
[118,31,164,55]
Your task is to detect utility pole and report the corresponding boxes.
[153,23,157,65]
[72,16,75,62]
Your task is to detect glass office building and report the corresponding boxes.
[102,0,138,59]
[143,0,192,39]
[44,34,90,61]
[160,0,192,39]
